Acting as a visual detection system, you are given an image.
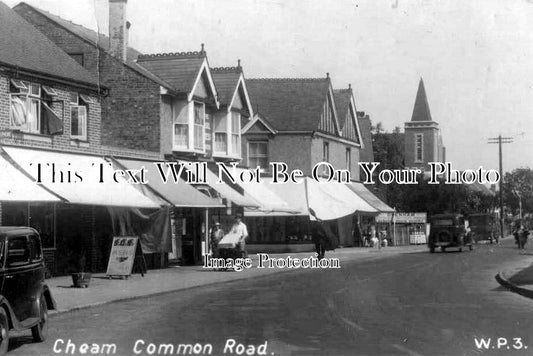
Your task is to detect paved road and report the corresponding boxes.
[8,238,533,356]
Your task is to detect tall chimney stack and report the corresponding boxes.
[109,0,129,62]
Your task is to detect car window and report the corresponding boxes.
[0,241,4,267]
[29,234,42,263]
[6,236,30,267]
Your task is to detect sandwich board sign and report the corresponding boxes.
[106,236,138,279]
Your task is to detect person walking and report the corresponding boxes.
[230,214,248,257]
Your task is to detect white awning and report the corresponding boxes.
[307,178,377,221]
[0,153,60,202]
[180,161,260,208]
[3,147,160,208]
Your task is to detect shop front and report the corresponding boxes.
[376,212,428,246]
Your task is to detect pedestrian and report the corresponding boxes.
[230,213,248,257]
[309,209,339,259]
[210,222,224,257]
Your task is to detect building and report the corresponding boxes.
[404,78,445,170]
[0,1,171,275]
[14,1,265,265]
[241,76,393,249]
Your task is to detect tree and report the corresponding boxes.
[503,168,533,216]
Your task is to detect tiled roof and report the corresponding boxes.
[246,78,330,132]
[411,78,433,122]
[13,2,172,89]
[357,112,374,162]
[333,89,351,129]
[211,66,242,107]
[0,2,97,87]
[136,52,206,94]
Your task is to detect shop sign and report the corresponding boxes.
[106,236,138,277]
[376,212,427,224]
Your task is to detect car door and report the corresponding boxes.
[3,234,33,322]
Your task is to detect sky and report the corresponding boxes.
[5,0,533,173]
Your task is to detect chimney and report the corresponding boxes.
[109,0,129,62]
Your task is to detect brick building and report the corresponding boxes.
[0,1,168,275]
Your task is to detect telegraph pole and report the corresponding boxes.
[488,135,513,241]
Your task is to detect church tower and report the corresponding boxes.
[404,78,445,170]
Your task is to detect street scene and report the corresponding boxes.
[0,0,532,355]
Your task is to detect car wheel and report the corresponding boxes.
[429,246,435,253]
[31,295,48,342]
[441,246,445,252]
[0,308,9,356]
[469,244,474,251]
[459,247,463,252]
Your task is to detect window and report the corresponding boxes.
[6,236,29,268]
[173,101,206,152]
[29,234,42,263]
[323,142,330,162]
[415,134,423,162]
[193,102,205,150]
[248,141,269,170]
[346,148,351,171]
[231,111,240,156]
[70,93,88,140]
[214,115,228,154]
[10,80,41,133]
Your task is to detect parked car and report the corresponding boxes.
[468,213,498,244]
[428,214,474,253]
[0,227,56,355]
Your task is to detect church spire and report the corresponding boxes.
[411,77,433,122]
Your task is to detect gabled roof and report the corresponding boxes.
[246,77,332,132]
[211,64,253,116]
[136,51,218,105]
[242,113,277,135]
[13,2,172,90]
[333,87,363,145]
[411,77,433,122]
[0,2,98,87]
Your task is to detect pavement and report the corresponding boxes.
[47,244,427,315]
[495,236,533,299]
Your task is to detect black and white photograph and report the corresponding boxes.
[0,0,532,355]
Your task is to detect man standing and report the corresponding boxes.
[210,222,224,257]
[230,214,248,257]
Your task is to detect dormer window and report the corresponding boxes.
[70,92,88,140]
[173,100,206,152]
[212,110,241,158]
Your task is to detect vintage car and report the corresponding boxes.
[0,227,56,355]
[468,213,498,243]
[428,214,474,253]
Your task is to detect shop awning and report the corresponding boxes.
[3,147,160,208]
[233,168,302,214]
[306,178,377,221]
[113,158,224,208]
[179,161,260,208]
[245,178,308,217]
[346,182,395,213]
[0,152,61,202]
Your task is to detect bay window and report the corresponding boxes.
[193,102,205,150]
[231,111,240,156]
[214,114,227,154]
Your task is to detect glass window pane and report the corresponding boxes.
[70,92,78,104]
[194,103,204,125]
[10,96,28,127]
[28,98,40,132]
[231,134,239,155]
[231,112,240,133]
[30,83,41,97]
[194,125,203,150]
[174,124,188,147]
[7,236,29,267]
[214,115,227,132]
[71,107,79,136]
[215,133,227,152]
